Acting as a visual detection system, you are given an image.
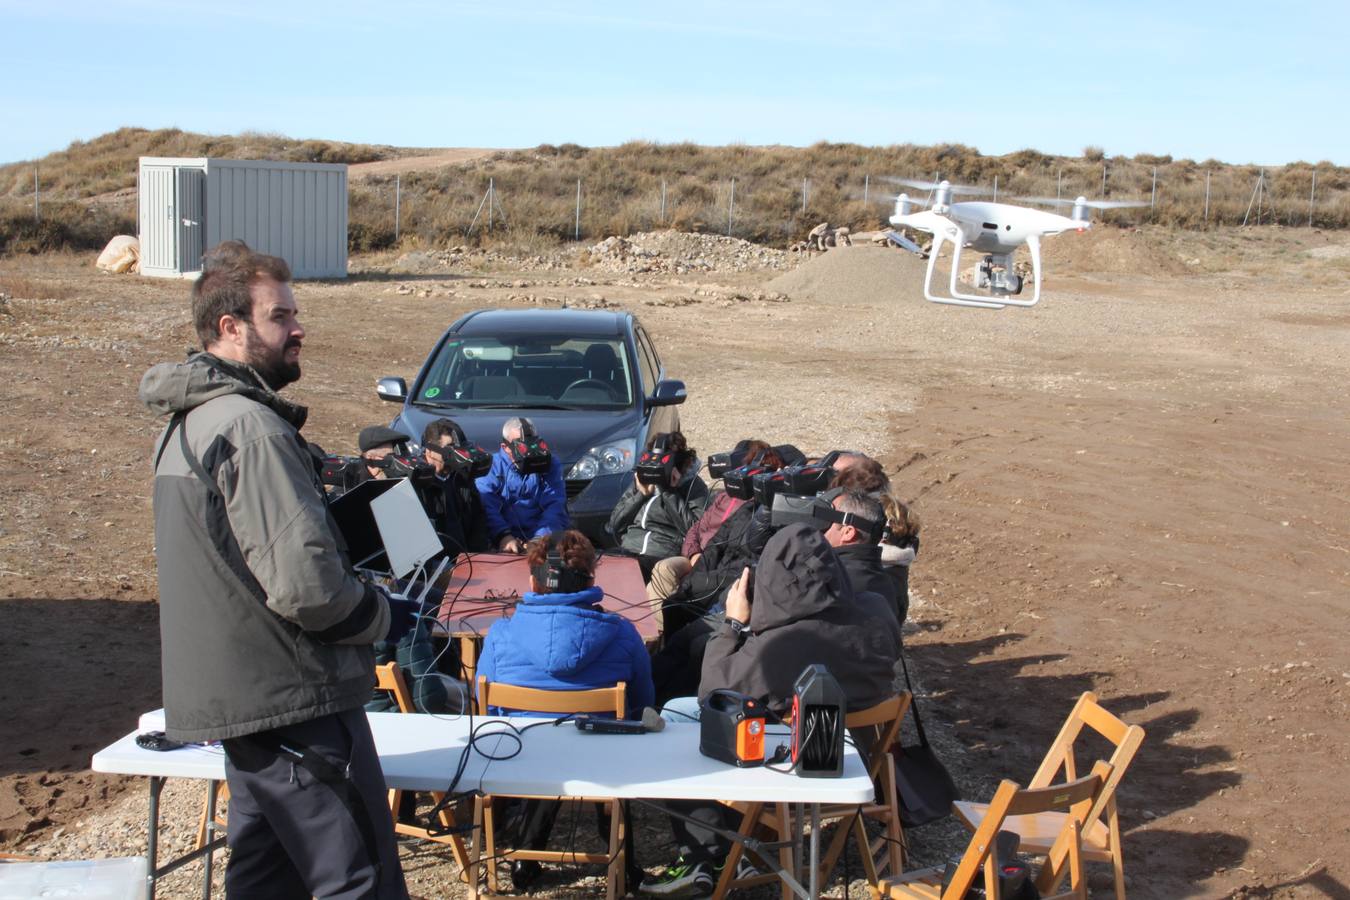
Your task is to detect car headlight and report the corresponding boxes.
[567,439,636,480]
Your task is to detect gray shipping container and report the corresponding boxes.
[137,157,348,279]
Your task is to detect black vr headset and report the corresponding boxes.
[530,533,595,594]
[504,420,553,476]
[724,453,780,501]
[771,486,884,542]
[635,433,678,488]
[440,443,493,479]
[424,421,493,479]
[750,451,843,506]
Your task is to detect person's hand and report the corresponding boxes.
[498,535,525,554]
[382,590,421,644]
[635,472,654,496]
[725,567,752,626]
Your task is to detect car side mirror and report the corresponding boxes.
[376,377,407,403]
[647,379,687,407]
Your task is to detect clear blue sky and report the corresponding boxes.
[3,0,1345,166]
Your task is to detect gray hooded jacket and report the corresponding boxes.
[140,353,390,742]
[699,523,901,718]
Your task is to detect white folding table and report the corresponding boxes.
[93,711,875,899]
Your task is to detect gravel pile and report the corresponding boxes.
[766,244,930,307]
[586,232,793,274]
[384,232,793,278]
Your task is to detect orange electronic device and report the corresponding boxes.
[698,690,766,767]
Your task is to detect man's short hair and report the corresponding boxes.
[423,418,467,448]
[833,488,884,532]
[502,416,536,441]
[191,241,292,347]
[830,456,889,493]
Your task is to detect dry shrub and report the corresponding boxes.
[0,273,74,300]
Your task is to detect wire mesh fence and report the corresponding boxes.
[4,147,1349,255]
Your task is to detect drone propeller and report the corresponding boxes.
[877,175,987,197]
[1017,194,1148,223]
[1017,195,1149,210]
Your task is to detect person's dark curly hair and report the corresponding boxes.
[526,529,597,591]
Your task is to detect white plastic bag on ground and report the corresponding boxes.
[96,235,139,274]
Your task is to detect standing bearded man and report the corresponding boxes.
[139,242,417,899]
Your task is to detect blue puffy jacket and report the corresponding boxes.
[475,586,654,718]
[475,449,570,543]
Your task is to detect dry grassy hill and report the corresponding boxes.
[3,128,1348,256]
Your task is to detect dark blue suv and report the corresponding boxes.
[375,308,687,544]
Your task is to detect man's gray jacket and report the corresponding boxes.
[140,352,390,742]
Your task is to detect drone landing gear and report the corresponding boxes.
[919,230,1044,309]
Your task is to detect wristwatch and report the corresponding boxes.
[725,615,749,635]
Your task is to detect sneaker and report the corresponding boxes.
[638,856,715,897]
[721,854,761,882]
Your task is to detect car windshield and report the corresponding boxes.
[413,335,635,409]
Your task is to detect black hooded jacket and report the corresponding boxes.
[833,541,900,624]
[700,524,901,718]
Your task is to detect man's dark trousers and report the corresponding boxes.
[221,707,409,900]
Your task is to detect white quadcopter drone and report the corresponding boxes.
[885,178,1145,309]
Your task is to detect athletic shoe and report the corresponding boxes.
[720,854,762,882]
[638,856,715,897]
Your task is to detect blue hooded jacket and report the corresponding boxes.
[475,448,570,542]
[475,586,654,718]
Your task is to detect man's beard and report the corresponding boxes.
[245,337,302,390]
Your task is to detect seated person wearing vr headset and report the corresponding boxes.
[476,417,569,554]
[642,524,901,897]
[608,431,709,583]
[475,529,655,890]
[419,417,493,555]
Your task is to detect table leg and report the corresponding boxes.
[809,804,821,899]
[147,776,163,900]
[202,780,217,900]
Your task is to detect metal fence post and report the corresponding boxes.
[863,174,869,206]
[394,175,401,242]
[727,178,735,237]
[993,175,998,203]
[660,179,667,225]
[1309,170,1317,226]
[575,179,582,241]
[488,178,494,231]
[802,177,808,214]
[34,164,40,222]
[1056,168,1062,202]
[1101,163,1108,197]
[1150,167,1157,210]
[1204,170,1210,223]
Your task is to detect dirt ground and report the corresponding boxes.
[0,225,1347,898]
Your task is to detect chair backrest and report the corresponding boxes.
[476,676,626,718]
[461,375,523,400]
[845,692,912,782]
[582,343,621,383]
[1030,691,1146,828]
[375,662,416,714]
[941,763,1109,900]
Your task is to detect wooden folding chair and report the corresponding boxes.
[193,781,229,852]
[873,766,1109,900]
[475,676,629,899]
[373,662,477,881]
[713,692,913,899]
[953,692,1145,900]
